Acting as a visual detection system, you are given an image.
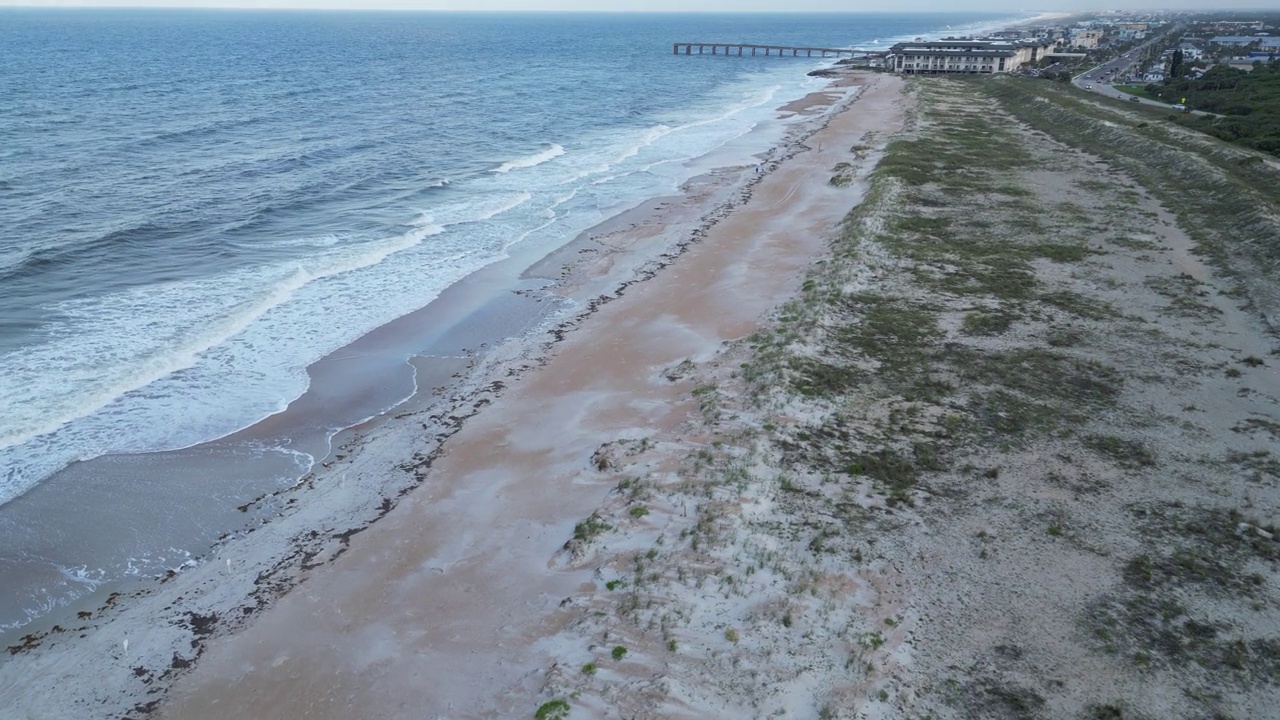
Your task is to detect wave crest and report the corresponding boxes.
[493,144,565,174]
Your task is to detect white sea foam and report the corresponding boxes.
[613,123,674,164]
[0,223,444,469]
[493,143,565,174]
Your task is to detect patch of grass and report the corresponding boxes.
[572,513,611,543]
[1028,242,1090,262]
[935,256,1039,300]
[892,214,952,236]
[858,632,886,650]
[961,348,1123,408]
[1225,449,1280,480]
[1084,434,1156,469]
[628,506,649,518]
[611,645,627,661]
[968,389,1069,438]
[837,293,941,355]
[788,356,860,398]
[1039,291,1119,321]
[1045,327,1085,348]
[1231,417,1280,439]
[962,308,1019,336]
[535,699,570,720]
[942,678,1046,720]
[846,448,923,506]
[581,662,596,675]
[1145,275,1222,319]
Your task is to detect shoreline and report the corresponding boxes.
[0,64,838,645]
[155,70,905,719]
[0,68,889,717]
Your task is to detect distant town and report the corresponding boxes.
[859,11,1280,156]
[880,13,1279,82]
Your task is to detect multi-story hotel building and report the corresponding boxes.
[887,39,1052,75]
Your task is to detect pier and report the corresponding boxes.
[673,43,858,58]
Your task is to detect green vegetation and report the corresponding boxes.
[611,645,628,661]
[572,513,610,543]
[981,77,1280,295]
[534,699,570,720]
[1085,503,1279,680]
[1113,83,1159,100]
[961,308,1018,336]
[1146,61,1280,155]
[1083,434,1156,469]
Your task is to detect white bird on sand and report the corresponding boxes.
[122,637,129,656]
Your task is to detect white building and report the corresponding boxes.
[1210,36,1280,49]
[1178,44,1204,60]
[886,39,1050,75]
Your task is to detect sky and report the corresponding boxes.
[0,0,1276,11]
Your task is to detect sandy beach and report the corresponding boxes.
[0,70,906,717]
[159,73,906,719]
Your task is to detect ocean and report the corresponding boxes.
[0,8,1029,635]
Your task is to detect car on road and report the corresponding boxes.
[1171,103,1187,111]
[1085,84,1093,89]
[1130,96,1141,102]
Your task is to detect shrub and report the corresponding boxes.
[535,699,570,720]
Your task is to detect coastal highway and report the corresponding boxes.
[1071,30,1212,116]
[1072,39,1166,107]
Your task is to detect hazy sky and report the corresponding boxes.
[1,0,1276,11]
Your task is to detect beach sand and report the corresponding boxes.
[0,71,906,717]
[157,72,906,720]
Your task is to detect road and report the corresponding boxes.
[1072,39,1173,108]
[1069,30,1213,117]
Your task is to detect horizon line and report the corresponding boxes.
[0,5,1067,13]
